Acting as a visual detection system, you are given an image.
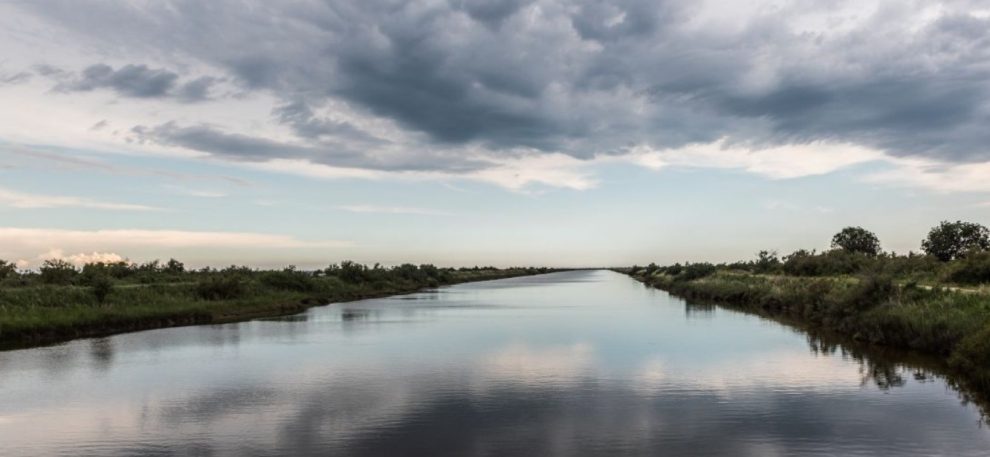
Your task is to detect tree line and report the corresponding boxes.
[0,258,545,305]
[631,220,990,284]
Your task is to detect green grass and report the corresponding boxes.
[0,267,551,348]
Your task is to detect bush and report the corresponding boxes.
[842,273,895,311]
[328,261,369,283]
[753,250,781,274]
[196,275,246,300]
[0,260,16,280]
[946,252,990,285]
[90,275,114,304]
[40,259,78,285]
[879,253,940,279]
[950,322,990,385]
[259,267,315,291]
[677,262,716,281]
[782,249,875,277]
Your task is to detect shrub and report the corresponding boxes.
[677,262,716,281]
[39,259,78,285]
[196,275,246,300]
[259,267,315,291]
[950,322,990,385]
[880,253,940,279]
[106,261,135,279]
[782,249,875,277]
[831,226,882,256]
[328,261,369,283]
[946,252,990,285]
[753,250,781,274]
[922,220,990,261]
[0,260,16,280]
[90,275,114,304]
[843,273,894,310]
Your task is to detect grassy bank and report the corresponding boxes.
[626,268,990,391]
[0,262,553,349]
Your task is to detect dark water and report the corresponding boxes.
[1,270,988,456]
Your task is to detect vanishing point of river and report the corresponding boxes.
[2,270,988,456]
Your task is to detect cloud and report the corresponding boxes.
[0,71,31,85]
[2,145,254,187]
[60,63,178,97]
[37,249,127,266]
[176,76,220,102]
[54,63,219,101]
[0,186,159,211]
[336,205,451,216]
[0,227,352,266]
[623,139,886,179]
[864,156,990,193]
[5,0,990,190]
[476,343,595,387]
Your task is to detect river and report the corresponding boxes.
[1,270,987,456]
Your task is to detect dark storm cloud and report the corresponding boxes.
[63,63,179,97]
[132,122,314,162]
[55,63,219,102]
[455,0,534,28]
[177,76,220,102]
[14,0,990,169]
[272,101,385,144]
[132,121,488,172]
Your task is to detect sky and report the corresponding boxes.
[2,0,990,269]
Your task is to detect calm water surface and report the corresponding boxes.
[1,270,988,456]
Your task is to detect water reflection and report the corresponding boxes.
[0,270,988,456]
[87,338,114,372]
[684,301,717,319]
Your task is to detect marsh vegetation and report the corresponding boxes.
[0,260,551,347]
[628,221,990,391]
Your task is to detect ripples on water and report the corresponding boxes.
[0,270,988,456]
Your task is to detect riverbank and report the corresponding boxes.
[0,265,553,349]
[625,269,990,391]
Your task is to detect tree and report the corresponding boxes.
[90,275,114,304]
[165,258,185,274]
[753,250,780,273]
[0,260,16,280]
[40,259,78,284]
[922,220,990,261]
[831,226,881,256]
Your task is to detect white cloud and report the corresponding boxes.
[36,249,126,266]
[622,139,886,179]
[242,152,598,192]
[467,152,599,191]
[0,227,351,267]
[0,186,158,211]
[864,156,990,193]
[336,205,451,216]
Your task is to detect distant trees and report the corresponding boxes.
[0,260,16,280]
[165,258,185,274]
[753,250,780,273]
[922,220,990,261]
[39,259,77,285]
[831,226,881,256]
